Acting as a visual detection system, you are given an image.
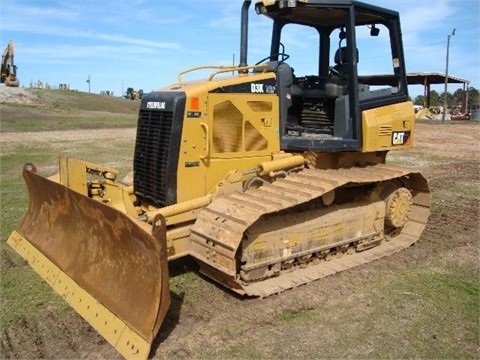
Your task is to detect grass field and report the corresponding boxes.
[1,88,479,359]
[0,88,138,132]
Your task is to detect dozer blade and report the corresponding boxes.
[7,168,170,360]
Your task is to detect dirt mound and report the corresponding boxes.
[0,86,38,105]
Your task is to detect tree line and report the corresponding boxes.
[413,86,479,110]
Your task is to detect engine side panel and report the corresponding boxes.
[362,100,415,152]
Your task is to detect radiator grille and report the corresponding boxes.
[134,109,174,207]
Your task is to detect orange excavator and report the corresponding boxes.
[1,40,19,87]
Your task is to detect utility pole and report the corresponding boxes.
[442,28,456,122]
[86,74,91,93]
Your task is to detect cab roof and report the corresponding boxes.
[256,0,399,28]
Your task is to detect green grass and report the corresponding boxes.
[277,307,318,323]
[0,111,137,132]
[221,344,263,360]
[437,174,480,199]
[32,89,139,113]
[0,89,139,132]
[369,269,478,358]
[264,265,479,359]
[0,252,71,327]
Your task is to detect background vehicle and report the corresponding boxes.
[125,87,144,100]
[8,1,430,359]
[1,40,19,87]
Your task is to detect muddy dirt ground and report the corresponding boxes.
[1,121,479,359]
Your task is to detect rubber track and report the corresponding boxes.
[191,164,430,297]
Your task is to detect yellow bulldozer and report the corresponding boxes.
[8,1,430,359]
[1,40,19,87]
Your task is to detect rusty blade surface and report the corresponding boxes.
[16,169,170,348]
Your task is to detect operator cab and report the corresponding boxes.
[253,0,409,151]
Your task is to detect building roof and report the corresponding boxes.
[406,72,470,85]
[359,72,470,87]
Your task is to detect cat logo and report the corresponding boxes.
[392,131,411,145]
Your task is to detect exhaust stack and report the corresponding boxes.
[239,0,252,71]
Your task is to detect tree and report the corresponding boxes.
[468,86,479,106]
[429,90,441,106]
[447,87,479,111]
[412,87,478,109]
[453,88,464,106]
[414,95,424,106]
[440,91,455,108]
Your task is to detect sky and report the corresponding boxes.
[1,0,479,99]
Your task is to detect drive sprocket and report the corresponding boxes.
[385,187,413,228]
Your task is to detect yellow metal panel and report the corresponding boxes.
[8,231,60,287]
[201,92,280,193]
[175,85,210,203]
[176,120,209,202]
[209,93,280,158]
[172,67,280,202]
[176,71,281,202]
[115,328,152,360]
[362,101,415,153]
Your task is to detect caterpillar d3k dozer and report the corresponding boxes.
[8,1,430,359]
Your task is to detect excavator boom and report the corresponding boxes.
[1,40,19,87]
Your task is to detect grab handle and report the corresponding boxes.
[200,122,210,160]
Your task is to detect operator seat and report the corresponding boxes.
[325,46,358,139]
[265,61,301,135]
[327,46,359,96]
